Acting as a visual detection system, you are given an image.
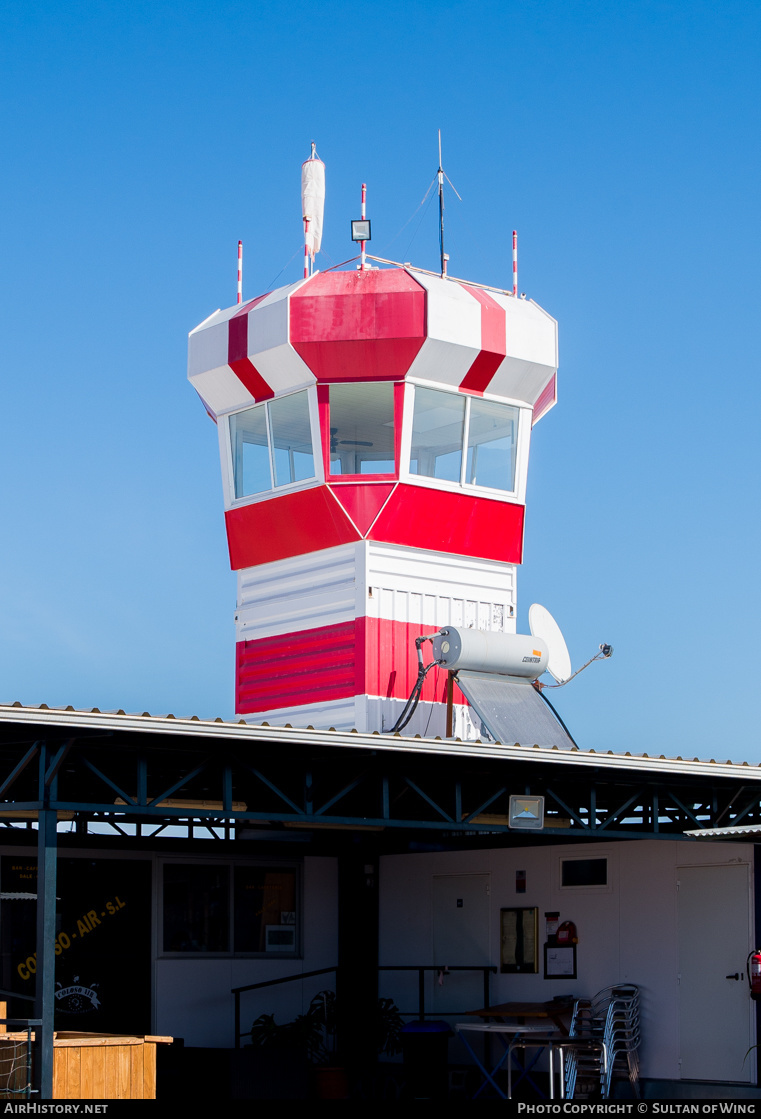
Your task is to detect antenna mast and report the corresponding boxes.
[360,182,367,271]
[437,129,447,278]
[237,240,243,304]
[512,230,517,297]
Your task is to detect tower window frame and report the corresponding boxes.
[318,382,404,482]
[404,383,524,498]
[224,388,322,507]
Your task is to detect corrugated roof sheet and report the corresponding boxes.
[684,824,761,838]
[0,700,758,782]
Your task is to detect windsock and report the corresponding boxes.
[301,145,325,261]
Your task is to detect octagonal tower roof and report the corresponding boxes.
[188,266,558,424]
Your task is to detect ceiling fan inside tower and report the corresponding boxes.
[330,427,373,454]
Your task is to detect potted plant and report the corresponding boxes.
[374,997,403,1058]
[248,990,404,1099]
[305,990,348,1098]
[249,989,343,1097]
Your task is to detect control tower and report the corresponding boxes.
[188,178,558,738]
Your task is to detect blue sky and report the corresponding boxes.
[1,1,759,759]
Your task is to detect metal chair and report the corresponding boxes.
[562,984,640,1099]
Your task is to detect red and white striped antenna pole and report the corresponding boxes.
[237,240,243,304]
[512,230,518,297]
[304,217,310,279]
[360,183,367,271]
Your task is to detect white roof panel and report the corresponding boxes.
[0,702,759,783]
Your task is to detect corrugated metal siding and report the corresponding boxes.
[235,541,516,642]
[240,695,360,732]
[236,543,360,640]
[361,619,463,705]
[234,541,517,729]
[235,618,459,713]
[366,542,516,631]
[238,696,475,738]
[236,621,356,712]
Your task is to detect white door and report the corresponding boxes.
[432,874,491,1015]
[677,863,754,1082]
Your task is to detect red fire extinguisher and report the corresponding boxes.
[557,921,578,945]
[748,951,761,1000]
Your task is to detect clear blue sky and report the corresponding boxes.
[1,1,759,760]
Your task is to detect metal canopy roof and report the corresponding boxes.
[684,824,761,839]
[0,701,757,783]
[0,702,759,846]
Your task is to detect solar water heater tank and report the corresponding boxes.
[431,627,549,679]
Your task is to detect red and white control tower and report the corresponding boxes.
[188,173,558,738]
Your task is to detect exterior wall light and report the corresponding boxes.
[508,795,545,830]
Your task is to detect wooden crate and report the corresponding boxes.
[0,1031,172,1100]
[52,1033,172,1100]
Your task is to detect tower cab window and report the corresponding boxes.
[328,382,395,476]
[409,386,519,493]
[229,390,316,499]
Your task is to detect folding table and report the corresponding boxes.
[454,1022,560,1099]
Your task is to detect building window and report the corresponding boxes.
[328,382,395,476]
[163,863,229,952]
[409,387,465,482]
[161,862,300,956]
[229,390,316,500]
[234,867,297,953]
[409,386,519,493]
[560,857,608,889]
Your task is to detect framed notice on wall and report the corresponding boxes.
[544,943,577,979]
[500,907,539,973]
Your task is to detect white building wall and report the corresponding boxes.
[378,838,756,1082]
[154,856,338,1047]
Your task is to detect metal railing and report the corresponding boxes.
[232,966,339,1048]
[232,963,497,1046]
[378,965,497,1021]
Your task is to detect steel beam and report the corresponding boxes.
[403,777,453,823]
[0,743,40,798]
[315,774,365,816]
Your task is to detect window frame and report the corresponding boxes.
[158,858,303,960]
[400,381,531,502]
[222,387,323,509]
[318,381,405,483]
[558,855,612,894]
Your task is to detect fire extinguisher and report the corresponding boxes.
[748,951,761,1000]
[557,921,578,946]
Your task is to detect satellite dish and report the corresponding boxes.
[529,604,572,684]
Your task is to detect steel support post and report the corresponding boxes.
[34,746,58,1100]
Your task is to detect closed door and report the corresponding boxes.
[432,874,491,1014]
[677,863,754,1082]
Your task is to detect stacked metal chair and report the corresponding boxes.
[563,984,640,1100]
